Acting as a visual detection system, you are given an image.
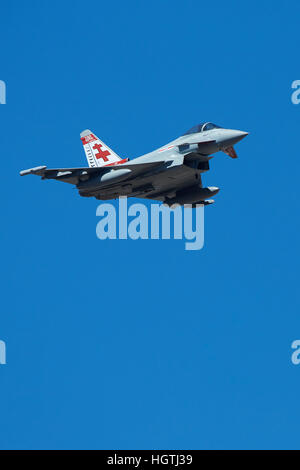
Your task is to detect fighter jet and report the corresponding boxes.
[20,123,248,206]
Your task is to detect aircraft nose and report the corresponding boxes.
[217,129,248,149]
[235,130,248,141]
[227,130,248,144]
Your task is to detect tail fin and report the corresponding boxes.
[80,129,124,168]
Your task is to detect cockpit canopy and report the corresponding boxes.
[183,122,221,135]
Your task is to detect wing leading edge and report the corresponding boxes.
[19,160,166,185]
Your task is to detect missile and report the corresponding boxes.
[189,199,215,207]
[165,186,219,205]
[20,166,47,176]
[77,168,132,191]
[201,199,215,205]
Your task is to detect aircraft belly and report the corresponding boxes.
[92,164,196,201]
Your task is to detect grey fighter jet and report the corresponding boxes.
[20,123,248,206]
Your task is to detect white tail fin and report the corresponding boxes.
[80,129,125,168]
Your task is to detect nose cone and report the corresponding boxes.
[217,129,248,148]
[231,130,248,143]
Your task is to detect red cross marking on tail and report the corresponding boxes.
[93,143,110,161]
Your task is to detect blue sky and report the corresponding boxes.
[1,0,300,449]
